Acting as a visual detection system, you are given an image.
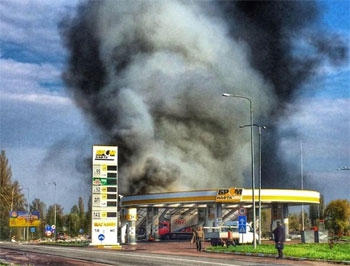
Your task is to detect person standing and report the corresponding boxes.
[195,226,204,251]
[190,227,195,245]
[273,221,285,259]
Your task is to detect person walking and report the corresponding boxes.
[195,226,204,251]
[273,221,285,259]
[190,227,195,245]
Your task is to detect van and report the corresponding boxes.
[204,221,258,245]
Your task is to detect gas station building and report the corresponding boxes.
[119,188,320,245]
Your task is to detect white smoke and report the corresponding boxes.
[61,0,278,194]
[91,1,275,192]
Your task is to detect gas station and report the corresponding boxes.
[90,145,320,247]
[119,188,320,245]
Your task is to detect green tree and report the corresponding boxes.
[46,204,64,233]
[288,213,299,232]
[68,205,80,236]
[260,208,271,238]
[0,150,25,240]
[324,199,350,236]
[86,195,92,237]
[309,195,325,227]
[30,198,46,239]
[78,197,87,234]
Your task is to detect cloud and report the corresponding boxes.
[280,97,350,168]
[0,0,79,60]
[1,58,62,93]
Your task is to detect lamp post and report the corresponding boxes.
[240,124,266,244]
[300,142,304,232]
[9,185,16,240]
[46,182,57,241]
[222,93,256,248]
[20,186,30,242]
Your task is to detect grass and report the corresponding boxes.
[206,241,350,261]
[40,241,90,247]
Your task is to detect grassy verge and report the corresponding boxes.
[206,242,350,261]
[40,241,90,247]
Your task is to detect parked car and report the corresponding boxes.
[56,232,67,241]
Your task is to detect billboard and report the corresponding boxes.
[91,145,119,246]
[216,187,243,202]
[9,211,41,227]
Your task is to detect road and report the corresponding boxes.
[0,241,335,266]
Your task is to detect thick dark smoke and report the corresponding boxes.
[59,0,348,194]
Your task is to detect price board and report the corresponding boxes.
[91,145,119,246]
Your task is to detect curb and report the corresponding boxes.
[205,250,350,265]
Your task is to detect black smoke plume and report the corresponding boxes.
[59,0,348,194]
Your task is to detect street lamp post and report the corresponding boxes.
[9,185,16,240]
[46,182,57,241]
[20,186,30,242]
[240,124,266,245]
[300,142,305,232]
[222,93,256,248]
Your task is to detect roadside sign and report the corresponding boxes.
[239,207,246,215]
[238,215,246,234]
[238,215,246,225]
[98,234,105,241]
[238,224,246,233]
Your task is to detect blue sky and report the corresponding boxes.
[0,0,349,212]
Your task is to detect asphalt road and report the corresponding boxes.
[0,241,337,266]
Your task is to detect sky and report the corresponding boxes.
[0,0,349,213]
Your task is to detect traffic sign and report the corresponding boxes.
[98,234,105,241]
[238,215,247,225]
[238,224,246,233]
[239,207,246,215]
[238,215,247,234]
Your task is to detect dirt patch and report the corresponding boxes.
[0,248,109,266]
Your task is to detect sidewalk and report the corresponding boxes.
[120,240,341,266]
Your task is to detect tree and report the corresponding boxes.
[260,208,271,238]
[0,150,11,188]
[46,204,64,233]
[68,205,80,236]
[288,213,300,232]
[78,197,87,234]
[309,195,325,227]
[30,198,46,239]
[86,195,92,237]
[0,150,25,240]
[324,199,350,236]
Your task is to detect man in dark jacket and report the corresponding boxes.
[272,221,285,259]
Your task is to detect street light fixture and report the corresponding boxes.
[19,186,30,242]
[222,92,256,249]
[9,185,16,240]
[240,124,266,245]
[46,182,57,241]
[337,166,350,171]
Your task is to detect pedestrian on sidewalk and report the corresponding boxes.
[194,226,204,251]
[273,221,285,259]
